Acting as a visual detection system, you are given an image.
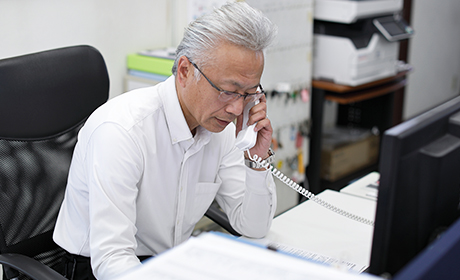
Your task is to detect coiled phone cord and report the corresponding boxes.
[248,151,375,227]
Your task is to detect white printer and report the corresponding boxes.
[312,0,414,86]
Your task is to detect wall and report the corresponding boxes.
[0,0,170,99]
[404,0,460,119]
[2,0,459,119]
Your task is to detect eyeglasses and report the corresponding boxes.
[189,60,265,103]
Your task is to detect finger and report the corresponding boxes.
[258,93,267,103]
[248,102,267,125]
[255,117,272,134]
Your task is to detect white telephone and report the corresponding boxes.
[235,99,259,151]
[235,101,374,226]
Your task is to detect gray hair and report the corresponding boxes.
[172,1,277,75]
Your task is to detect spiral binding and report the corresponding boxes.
[248,152,375,227]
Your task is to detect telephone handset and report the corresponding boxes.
[235,101,374,226]
[235,99,259,151]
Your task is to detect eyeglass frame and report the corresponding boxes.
[187,58,265,103]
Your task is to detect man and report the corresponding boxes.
[53,2,278,279]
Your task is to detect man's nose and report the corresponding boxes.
[225,96,246,116]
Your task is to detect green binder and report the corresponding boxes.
[127,54,174,76]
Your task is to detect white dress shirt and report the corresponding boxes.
[53,76,277,279]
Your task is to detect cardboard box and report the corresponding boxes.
[320,127,379,182]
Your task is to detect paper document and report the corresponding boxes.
[115,232,381,280]
[265,240,368,273]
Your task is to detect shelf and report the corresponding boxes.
[325,79,407,105]
[312,70,410,94]
[308,71,410,194]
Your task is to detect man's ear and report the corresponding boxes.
[176,56,193,88]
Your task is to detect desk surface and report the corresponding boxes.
[115,181,380,279]
[264,189,377,272]
[117,231,382,280]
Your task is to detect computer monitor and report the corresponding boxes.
[392,216,460,280]
[368,96,460,277]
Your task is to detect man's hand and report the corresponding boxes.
[235,94,273,160]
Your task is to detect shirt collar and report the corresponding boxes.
[160,76,212,148]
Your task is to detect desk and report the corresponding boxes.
[264,189,377,272]
[116,181,380,279]
[306,71,409,194]
[117,228,382,280]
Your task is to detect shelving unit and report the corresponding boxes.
[306,71,409,194]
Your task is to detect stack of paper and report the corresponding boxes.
[115,232,382,280]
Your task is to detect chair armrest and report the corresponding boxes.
[0,253,67,280]
[205,204,241,237]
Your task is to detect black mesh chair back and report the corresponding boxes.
[0,45,109,279]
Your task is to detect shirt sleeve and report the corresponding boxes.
[85,123,144,279]
[215,142,277,238]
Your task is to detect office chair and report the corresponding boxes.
[0,45,109,279]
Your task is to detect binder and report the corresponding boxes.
[127,53,174,77]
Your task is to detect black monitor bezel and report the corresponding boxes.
[368,96,460,276]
